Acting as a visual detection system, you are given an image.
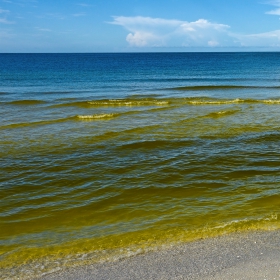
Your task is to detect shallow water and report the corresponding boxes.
[1,53,280,279]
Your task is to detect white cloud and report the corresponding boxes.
[266,0,280,15]
[0,8,9,13]
[35,27,51,32]
[208,40,219,47]
[267,0,280,5]
[0,8,14,24]
[177,19,230,46]
[266,8,280,15]
[236,30,280,46]
[73,13,86,17]
[37,13,66,20]
[110,15,280,48]
[126,31,160,47]
[0,17,14,24]
[110,16,232,47]
[77,3,92,7]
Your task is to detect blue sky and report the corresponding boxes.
[1,0,280,52]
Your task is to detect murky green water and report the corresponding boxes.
[1,53,280,279]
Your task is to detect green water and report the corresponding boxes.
[1,96,280,279]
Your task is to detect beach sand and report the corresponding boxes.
[37,230,280,280]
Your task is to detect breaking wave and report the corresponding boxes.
[77,113,118,120]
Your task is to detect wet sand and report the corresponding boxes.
[38,230,280,280]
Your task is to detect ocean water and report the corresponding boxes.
[1,52,280,279]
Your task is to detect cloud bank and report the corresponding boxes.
[110,16,280,48]
[110,16,232,47]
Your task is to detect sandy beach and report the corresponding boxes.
[37,230,280,280]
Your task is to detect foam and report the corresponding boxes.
[88,100,169,107]
[77,113,117,120]
[263,99,280,104]
[187,98,243,105]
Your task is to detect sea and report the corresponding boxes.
[1,52,280,279]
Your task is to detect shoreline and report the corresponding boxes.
[37,229,280,280]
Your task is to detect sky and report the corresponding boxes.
[1,0,280,52]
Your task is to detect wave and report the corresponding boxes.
[52,98,170,108]
[205,109,240,118]
[88,99,169,107]
[244,131,280,144]
[168,85,280,91]
[8,100,46,105]
[263,99,280,104]
[49,96,280,109]
[0,113,122,129]
[185,97,280,105]
[3,96,280,131]
[128,93,163,98]
[187,98,244,105]
[76,113,118,120]
[0,117,75,129]
[35,90,92,95]
[117,139,196,150]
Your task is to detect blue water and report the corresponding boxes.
[1,53,280,100]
